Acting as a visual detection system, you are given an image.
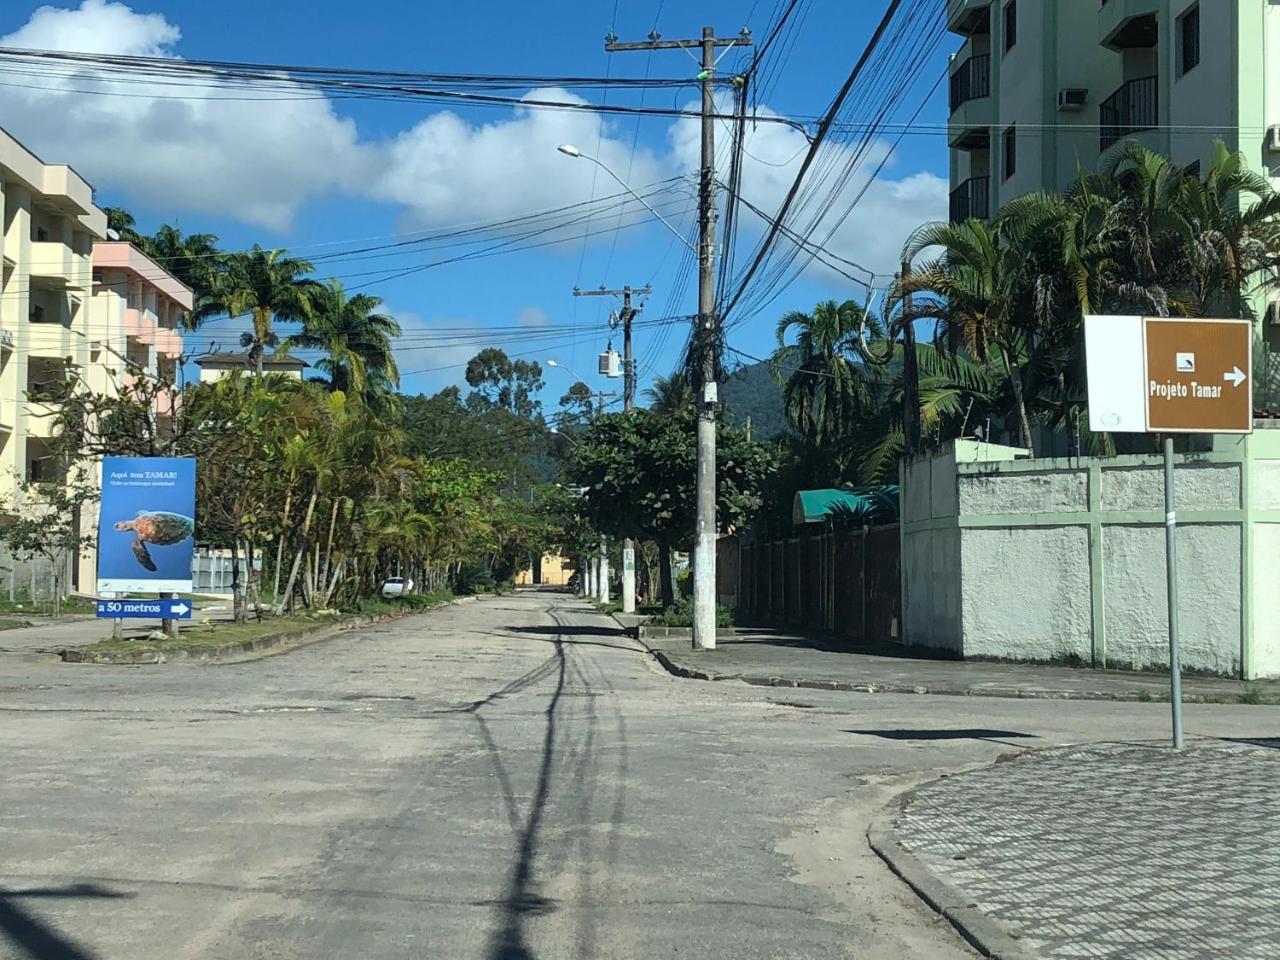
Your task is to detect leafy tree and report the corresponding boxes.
[464,347,544,418]
[558,381,595,424]
[570,409,776,606]
[0,471,97,615]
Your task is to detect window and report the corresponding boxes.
[1179,5,1200,76]
[1003,1,1017,52]
[35,226,48,242]
[29,303,46,323]
[1003,125,1017,180]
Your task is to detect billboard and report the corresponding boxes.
[96,457,196,594]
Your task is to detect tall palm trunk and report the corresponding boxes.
[1001,346,1036,456]
[272,485,295,602]
[275,487,318,615]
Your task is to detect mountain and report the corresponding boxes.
[721,361,791,442]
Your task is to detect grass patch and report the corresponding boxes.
[81,615,341,656]
[0,596,98,617]
[0,617,32,630]
[1240,686,1273,706]
[76,591,457,658]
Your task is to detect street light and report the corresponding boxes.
[556,144,696,252]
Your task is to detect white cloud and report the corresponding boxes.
[369,88,670,230]
[0,0,371,230]
[669,101,948,283]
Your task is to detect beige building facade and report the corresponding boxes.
[0,127,107,496]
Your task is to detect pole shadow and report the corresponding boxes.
[0,883,132,960]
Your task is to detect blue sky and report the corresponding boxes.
[0,0,954,406]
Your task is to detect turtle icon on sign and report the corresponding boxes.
[1176,352,1196,373]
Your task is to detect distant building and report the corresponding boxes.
[516,553,574,588]
[194,351,308,382]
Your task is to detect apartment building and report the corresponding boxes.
[0,127,107,494]
[88,241,190,419]
[947,0,1280,224]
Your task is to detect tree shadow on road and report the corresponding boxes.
[0,883,133,960]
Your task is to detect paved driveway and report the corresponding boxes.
[2,592,1277,959]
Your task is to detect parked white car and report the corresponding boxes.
[381,577,414,598]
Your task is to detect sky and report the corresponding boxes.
[0,0,955,405]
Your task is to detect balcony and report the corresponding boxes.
[28,240,73,284]
[948,55,993,150]
[154,327,184,360]
[1099,0,1159,50]
[950,176,991,222]
[947,0,991,36]
[1100,76,1159,151]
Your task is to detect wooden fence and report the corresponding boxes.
[718,524,901,645]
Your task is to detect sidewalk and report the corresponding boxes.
[638,629,1280,703]
[881,741,1280,960]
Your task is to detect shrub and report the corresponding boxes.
[653,597,734,628]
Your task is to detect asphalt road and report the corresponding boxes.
[2,592,1277,960]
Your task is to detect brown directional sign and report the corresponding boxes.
[1144,318,1252,433]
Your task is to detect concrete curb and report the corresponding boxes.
[867,803,1039,960]
[637,647,1252,704]
[60,596,478,665]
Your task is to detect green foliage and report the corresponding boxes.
[653,597,734,628]
[569,408,777,550]
[287,278,402,412]
[465,347,544,418]
[193,245,321,372]
[721,361,790,442]
[0,470,98,615]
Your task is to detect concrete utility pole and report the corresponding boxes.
[574,284,652,613]
[606,26,750,650]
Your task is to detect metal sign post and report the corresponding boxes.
[1162,436,1183,749]
[1085,316,1252,750]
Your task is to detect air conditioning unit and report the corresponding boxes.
[1266,124,1280,153]
[1267,299,1280,327]
[1058,88,1088,112]
[598,349,622,378]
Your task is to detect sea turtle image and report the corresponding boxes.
[114,511,195,572]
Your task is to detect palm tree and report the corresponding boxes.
[287,278,402,405]
[769,299,880,448]
[141,225,221,317]
[194,246,320,377]
[645,372,694,416]
[894,219,1046,454]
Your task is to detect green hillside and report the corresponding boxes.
[721,361,791,442]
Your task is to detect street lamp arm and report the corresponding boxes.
[558,145,696,253]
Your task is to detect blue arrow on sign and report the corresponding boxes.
[96,599,194,620]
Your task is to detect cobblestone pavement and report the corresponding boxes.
[894,740,1280,960]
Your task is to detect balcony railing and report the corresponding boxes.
[1100,76,1158,150]
[950,176,990,222]
[949,54,991,112]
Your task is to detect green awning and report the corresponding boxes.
[791,487,900,525]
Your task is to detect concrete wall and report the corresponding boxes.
[902,434,1280,678]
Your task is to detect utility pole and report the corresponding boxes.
[574,284,651,612]
[606,26,750,650]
